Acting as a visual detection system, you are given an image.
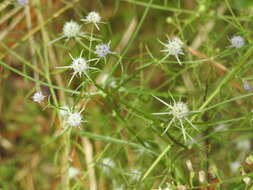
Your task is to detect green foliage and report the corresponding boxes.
[1,0,253,189]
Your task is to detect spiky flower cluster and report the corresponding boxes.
[70,57,89,76]
[160,37,184,64]
[63,21,82,39]
[170,102,189,119]
[81,11,102,30]
[57,51,98,85]
[153,96,196,142]
[32,91,46,103]
[230,35,245,48]
[66,111,83,128]
[95,43,114,58]
[59,106,84,128]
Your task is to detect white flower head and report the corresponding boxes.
[95,42,115,58]
[51,21,84,43]
[230,161,240,173]
[68,167,79,178]
[57,50,97,86]
[101,157,116,174]
[81,11,102,30]
[71,57,89,76]
[243,81,252,91]
[66,111,83,128]
[170,102,189,119]
[236,139,251,152]
[17,0,28,6]
[160,37,184,65]
[32,91,46,103]
[62,21,82,39]
[153,95,197,142]
[230,35,245,48]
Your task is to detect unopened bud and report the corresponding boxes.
[241,169,251,185]
[243,177,251,185]
[199,170,206,184]
[177,185,187,190]
[186,160,193,171]
[246,155,253,165]
[208,164,218,178]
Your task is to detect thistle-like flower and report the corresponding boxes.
[160,37,184,65]
[51,21,83,43]
[66,111,83,128]
[16,0,28,6]
[63,21,82,40]
[153,96,197,142]
[81,11,102,30]
[230,35,245,49]
[59,106,86,129]
[95,42,115,58]
[57,51,98,85]
[32,91,46,103]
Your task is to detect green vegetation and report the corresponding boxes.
[1,0,253,189]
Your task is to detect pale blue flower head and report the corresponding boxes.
[17,0,28,6]
[230,35,245,48]
[95,43,114,58]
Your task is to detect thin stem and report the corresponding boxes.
[89,26,94,60]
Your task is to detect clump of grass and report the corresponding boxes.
[1,0,253,189]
